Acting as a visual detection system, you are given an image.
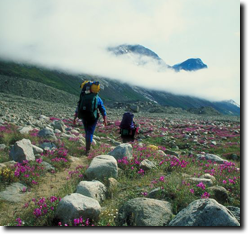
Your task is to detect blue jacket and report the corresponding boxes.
[75,95,106,117]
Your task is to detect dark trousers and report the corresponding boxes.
[82,119,98,152]
[121,128,136,143]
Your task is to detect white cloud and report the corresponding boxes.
[0,0,239,104]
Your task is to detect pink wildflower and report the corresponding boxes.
[201,192,210,199]
[196,182,206,190]
[189,189,195,194]
[159,176,165,182]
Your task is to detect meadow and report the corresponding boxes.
[0,116,240,226]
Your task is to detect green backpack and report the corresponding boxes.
[78,91,99,124]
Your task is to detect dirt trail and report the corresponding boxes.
[0,156,89,226]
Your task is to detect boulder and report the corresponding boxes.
[39,142,57,151]
[108,143,133,161]
[187,178,214,187]
[9,139,35,163]
[106,177,119,193]
[130,105,139,113]
[55,193,101,225]
[164,149,179,157]
[18,126,33,135]
[0,182,28,202]
[39,115,50,123]
[38,127,57,141]
[196,153,226,164]
[208,186,229,203]
[147,187,169,200]
[32,144,44,155]
[54,129,62,134]
[0,163,6,170]
[52,120,66,132]
[117,197,173,226]
[169,198,240,226]
[211,141,217,146]
[157,150,167,156]
[41,161,55,172]
[139,159,156,171]
[85,155,118,181]
[226,206,240,223]
[76,180,107,203]
[200,173,216,183]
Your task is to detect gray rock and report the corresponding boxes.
[32,144,44,155]
[108,143,133,161]
[187,178,214,187]
[169,199,240,226]
[39,115,50,123]
[39,142,57,151]
[147,187,169,200]
[200,174,216,183]
[54,129,62,134]
[0,183,28,202]
[0,144,6,150]
[2,160,17,166]
[18,125,33,134]
[0,163,7,170]
[117,197,173,226]
[106,177,119,193]
[55,193,101,225]
[76,180,107,203]
[157,150,167,156]
[130,105,139,113]
[140,159,156,171]
[9,139,35,163]
[60,133,76,139]
[226,206,240,223]
[164,149,179,157]
[85,155,118,181]
[108,138,121,146]
[208,186,229,203]
[41,161,55,172]
[38,127,57,141]
[52,120,66,132]
[196,153,226,164]
[230,154,239,161]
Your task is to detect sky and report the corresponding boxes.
[0,0,240,104]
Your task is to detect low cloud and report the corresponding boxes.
[0,0,239,103]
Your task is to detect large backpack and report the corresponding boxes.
[120,112,134,130]
[77,82,99,123]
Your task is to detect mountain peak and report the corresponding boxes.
[223,99,240,108]
[108,44,161,60]
[172,58,208,72]
[108,44,207,72]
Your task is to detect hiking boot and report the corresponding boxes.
[85,141,91,156]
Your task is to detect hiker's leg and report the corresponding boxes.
[131,129,136,142]
[85,120,98,154]
[82,121,89,155]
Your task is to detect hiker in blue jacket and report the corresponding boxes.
[73,81,107,155]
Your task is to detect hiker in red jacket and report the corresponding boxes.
[119,112,139,143]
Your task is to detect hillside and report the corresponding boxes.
[0,75,79,106]
[0,60,82,96]
[0,60,240,116]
